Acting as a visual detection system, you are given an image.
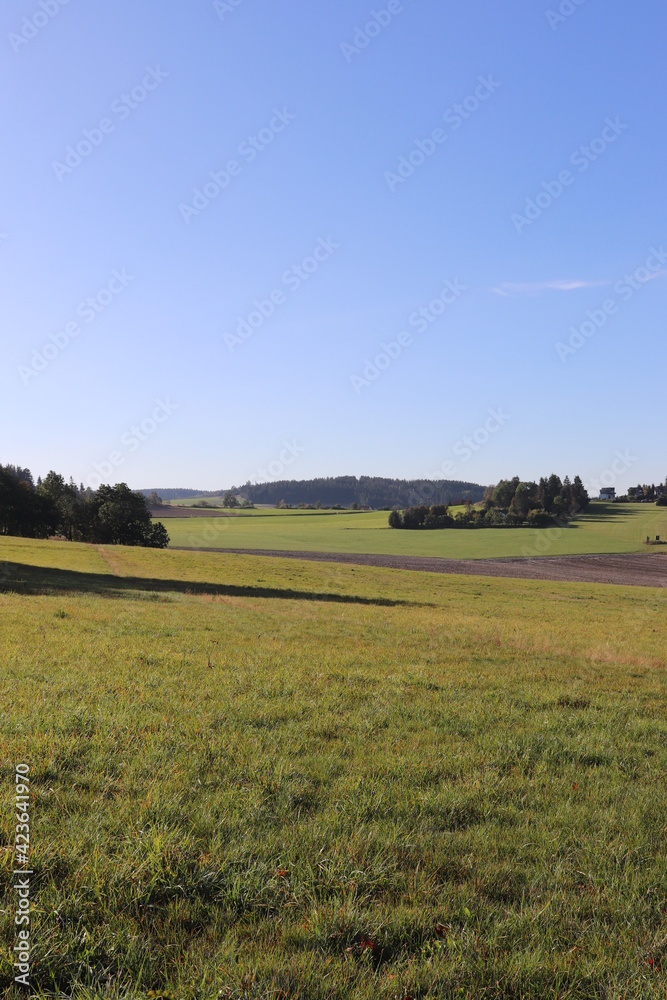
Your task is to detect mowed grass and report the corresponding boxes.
[160,503,667,560]
[1,536,666,999]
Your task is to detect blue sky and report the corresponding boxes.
[1,0,665,493]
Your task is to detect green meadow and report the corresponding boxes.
[1,536,666,998]
[161,502,667,559]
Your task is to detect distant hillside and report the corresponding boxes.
[235,477,486,508]
[141,488,219,500]
[143,477,487,508]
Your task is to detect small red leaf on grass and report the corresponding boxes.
[360,935,381,957]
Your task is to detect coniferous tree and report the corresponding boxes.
[1,467,169,547]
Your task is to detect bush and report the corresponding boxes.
[390,504,453,529]
[423,504,451,529]
[484,507,506,527]
[145,522,170,548]
[424,515,450,529]
[526,509,555,528]
[92,484,170,548]
[402,505,429,529]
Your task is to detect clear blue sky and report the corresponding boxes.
[2,0,665,493]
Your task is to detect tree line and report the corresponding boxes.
[0,465,169,547]
[231,476,487,509]
[624,482,667,504]
[389,474,590,529]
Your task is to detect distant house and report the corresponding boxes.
[599,487,616,500]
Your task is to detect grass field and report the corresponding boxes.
[1,535,666,998]
[159,503,667,560]
[166,497,227,507]
[161,507,369,518]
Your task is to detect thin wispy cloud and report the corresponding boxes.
[637,267,667,282]
[492,279,609,297]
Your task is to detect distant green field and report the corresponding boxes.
[165,503,360,516]
[160,503,667,559]
[166,497,224,507]
[1,536,666,997]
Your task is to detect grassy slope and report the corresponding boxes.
[160,502,667,559]
[1,537,666,998]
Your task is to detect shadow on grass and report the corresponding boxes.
[0,560,411,607]
[585,504,648,521]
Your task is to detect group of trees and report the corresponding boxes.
[486,474,589,518]
[0,465,169,547]
[278,500,354,510]
[221,492,254,509]
[189,494,254,509]
[389,505,454,529]
[624,482,667,504]
[389,474,589,530]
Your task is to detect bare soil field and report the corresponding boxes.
[174,547,667,587]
